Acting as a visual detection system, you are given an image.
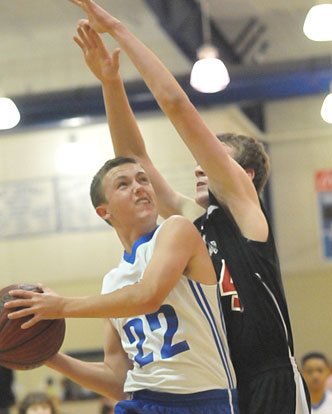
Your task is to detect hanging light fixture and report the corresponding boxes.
[0,97,20,130]
[321,82,332,123]
[303,3,332,41]
[190,0,230,93]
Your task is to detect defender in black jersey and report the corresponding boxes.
[195,192,310,413]
[67,5,311,412]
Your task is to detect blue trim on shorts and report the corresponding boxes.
[116,389,238,413]
[130,389,237,404]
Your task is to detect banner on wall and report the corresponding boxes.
[315,169,332,260]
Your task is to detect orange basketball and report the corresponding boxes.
[0,283,65,370]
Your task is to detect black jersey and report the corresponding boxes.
[194,192,294,383]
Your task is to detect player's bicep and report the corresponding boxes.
[140,217,198,301]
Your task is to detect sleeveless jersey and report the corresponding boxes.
[312,391,332,413]
[101,223,236,394]
[194,192,295,382]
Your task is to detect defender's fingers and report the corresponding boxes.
[81,24,99,48]
[76,26,94,49]
[78,18,90,27]
[73,35,86,52]
[112,48,121,64]
[68,0,83,7]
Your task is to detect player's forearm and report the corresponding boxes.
[46,353,126,400]
[62,283,160,319]
[106,21,188,114]
[103,19,231,180]
[101,77,148,159]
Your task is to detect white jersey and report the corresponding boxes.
[101,223,236,394]
[312,391,332,414]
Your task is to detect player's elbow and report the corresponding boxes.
[107,387,127,402]
[155,89,188,114]
[140,296,162,314]
[136,278,167,314]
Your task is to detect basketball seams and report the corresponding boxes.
[0,284,66,370]
[0,320,65,370]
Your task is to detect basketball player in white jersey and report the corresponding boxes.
[6,157,238,414]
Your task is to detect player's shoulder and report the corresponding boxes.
[157,215,199,241]
[163,214,196,230]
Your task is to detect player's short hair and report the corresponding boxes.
[217,133,270,194]
[90,156,138,209]
[301,352,329,367]
[18,392,57,414]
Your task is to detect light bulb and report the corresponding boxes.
[303,4,332,41]
[0,97,20,130]
[321,92,332,123]
[190,45,230,93]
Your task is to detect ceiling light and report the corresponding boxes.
[303,4,332,41]
[0,97,20,130]
[190,0,230,93]
[190,44,230,93]
[321,87,332,123]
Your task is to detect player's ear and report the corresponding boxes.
[245,168,255,182]
[96,205,111,221]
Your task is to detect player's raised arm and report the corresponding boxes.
[74,23,202,220]
[68,0,267,241]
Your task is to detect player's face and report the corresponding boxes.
[26,403,53,414]
[194,144,235,208]
[302,358,331,393]
[101,163,158,229]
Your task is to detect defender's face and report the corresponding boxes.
[194,164,209,209]
[302,358,331,393]
[194,144,235,208]
[101,163,158,227]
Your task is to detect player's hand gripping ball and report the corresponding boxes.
[0,284,65,370]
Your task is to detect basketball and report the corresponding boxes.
[0,283,66,370]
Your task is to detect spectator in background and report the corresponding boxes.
[99,397,114,414]
[301,352,332,413]
[0,366,15,414]
[18,392,57,414]
[325,367,332,393]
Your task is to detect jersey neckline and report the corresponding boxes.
[123,226,159,264]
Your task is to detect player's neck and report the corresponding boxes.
[310,389,325,405]
[115,221,158,254]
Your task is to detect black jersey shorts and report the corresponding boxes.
[237,357,310,414]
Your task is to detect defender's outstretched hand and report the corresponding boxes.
[68,0,118,34]
[74,22,120,83]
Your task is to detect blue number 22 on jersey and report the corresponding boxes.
[123,304,190,367]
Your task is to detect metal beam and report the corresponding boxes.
[144,0,242,64]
